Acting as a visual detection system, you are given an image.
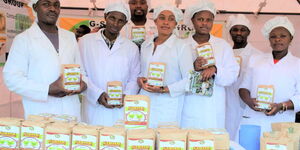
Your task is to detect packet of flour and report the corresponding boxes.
[72,124,99,150]
[62,64,81,91]
[127,129,155,150]
[0,118,22,149]
[99,127,126,150]
[107,81,123,105]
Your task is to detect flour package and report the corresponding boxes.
[107,81,123,106]
[127,129,155,150]
[20,120,50,150]
[62,64,81,91]
[52,114,78,123]
[99,127,126,150]
[196,42,215,69]
[72,125,100,150]
[186,70,215,97]
[131,26,146,47]
[0,118,22,149]
[27,113,55,122]
[261,131,296,150]
[124,95,150,129]
[256,85,275,110]
[44,123,74,150]
[206,128,230,150]
[147,62,166,86]
[157,128,187,150]
[187,130,215,150]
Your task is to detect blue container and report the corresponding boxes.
[239,124,261,150]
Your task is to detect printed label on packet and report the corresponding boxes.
[127,138,154,150]
[63,66,81,91]
[45,132,70,150]
[20,126,44,149]
[99,134,125,150]
[0,125,20,149]
[266,143,287,150]
[189,139,214,150]
[196,43,215,67]
[159,140,185,150]
[125,100,148,129]
[107,84,123,105]
[72,133,97,150]
[147,63,166,86]
[256,85,274,110]
[132,26,146,46]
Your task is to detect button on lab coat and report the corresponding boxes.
[181,35,240,129]
[239,52,300,133]
[79,30,140,126]
[139,34,194,128]
[225,43,263,140]
[3,22,82,120]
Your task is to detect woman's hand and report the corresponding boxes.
[265,103,282,116]
[247,98,262,112]
[137,77,147,88]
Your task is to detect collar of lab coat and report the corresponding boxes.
[94,29,125,46]
[143,33,177,48]
[265,50,293,65]
[187,33,217,47]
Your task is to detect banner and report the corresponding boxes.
[0,0,32,62]
[59,17,106,33]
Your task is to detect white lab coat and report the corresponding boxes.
[239,52,300,134]
[181,35,240,129]
[139,34,194,128]
[79,29,140,126]
[225,43,263,140]
[3,22,82,120]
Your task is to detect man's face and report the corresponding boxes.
[104,11,127,35]
[128,0,148,17]
[230,25,250,44]
[191,11,214,35]
[34,0,60,25]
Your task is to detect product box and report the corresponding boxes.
[196,42,215,69]
[72,125,99,150]
[188,129,215,150]
[99,127,126,150]
[44,123,73,150]
[147,62,166,86]
[157,129,187,150]
[131,26,146,47]
[256,85,275,110]
[107,81,123,105]
[62,64,81,91]
[127,129,155,150]
[0,118,22,149]
[206,128,230,150]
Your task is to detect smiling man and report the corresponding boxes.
[79,2,140,126]
[3,0,86,119]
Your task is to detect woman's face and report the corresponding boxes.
[269,27,293,52]
[191,10,214,35]
[154,10,177,36]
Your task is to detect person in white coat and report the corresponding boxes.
[239,16,300,135]
[3,0,87,120]
[225,14,263,140]
[122,0,156,48]
[79,2,140,126]
[181,0,240,129]
[137,5,194,128]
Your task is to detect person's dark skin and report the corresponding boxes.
[98,11,128,108]
[239,26,294,116]
[128,0,148,26]
[33,0,87,97]
[191,11,217,81]
[230,25,250,49]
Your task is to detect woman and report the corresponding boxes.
[239,16,300,133]
[138,5,194,128]
[181,0,240,129]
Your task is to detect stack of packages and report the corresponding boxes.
[261,122,300,150]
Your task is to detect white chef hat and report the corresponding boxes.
[226,14,251,31]
[104,2,131,21]
[183,0,216,26]
[262,16,295,39]
[153,5,183,23]
[27,0,39,8]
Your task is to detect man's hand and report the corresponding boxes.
[69,75,87,95]
[265,103,282,116]
[194,57,207,71]
[247,98,262,112]
[137,77,147,88]
[98,92,114,109]
[48,76,70,97]
[201,66,216,81]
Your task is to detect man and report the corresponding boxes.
[79,2,140,126]
[225,14,263,140]
[3,0,86,120]
[75,25,91,40]
[122,0,156,48]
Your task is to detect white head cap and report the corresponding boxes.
[153,5,183,23]
[184,0,216,26]
[262,16,295,39]
[28,0,39,8]
[104,2,131,21]
[226,14,251,31]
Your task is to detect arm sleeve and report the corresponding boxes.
[239,56,254,91]
[3,35,49,101]
[215,42,240,87]
[124,45,141,95]
[168,43,194,97]
[78,38,104,105]
[290,60,300,113]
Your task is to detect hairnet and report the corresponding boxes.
[262,16,295,39]
[153,5,183,23]
[226,14,251,31]
[104,2,131,21]
[183,0,216,26]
